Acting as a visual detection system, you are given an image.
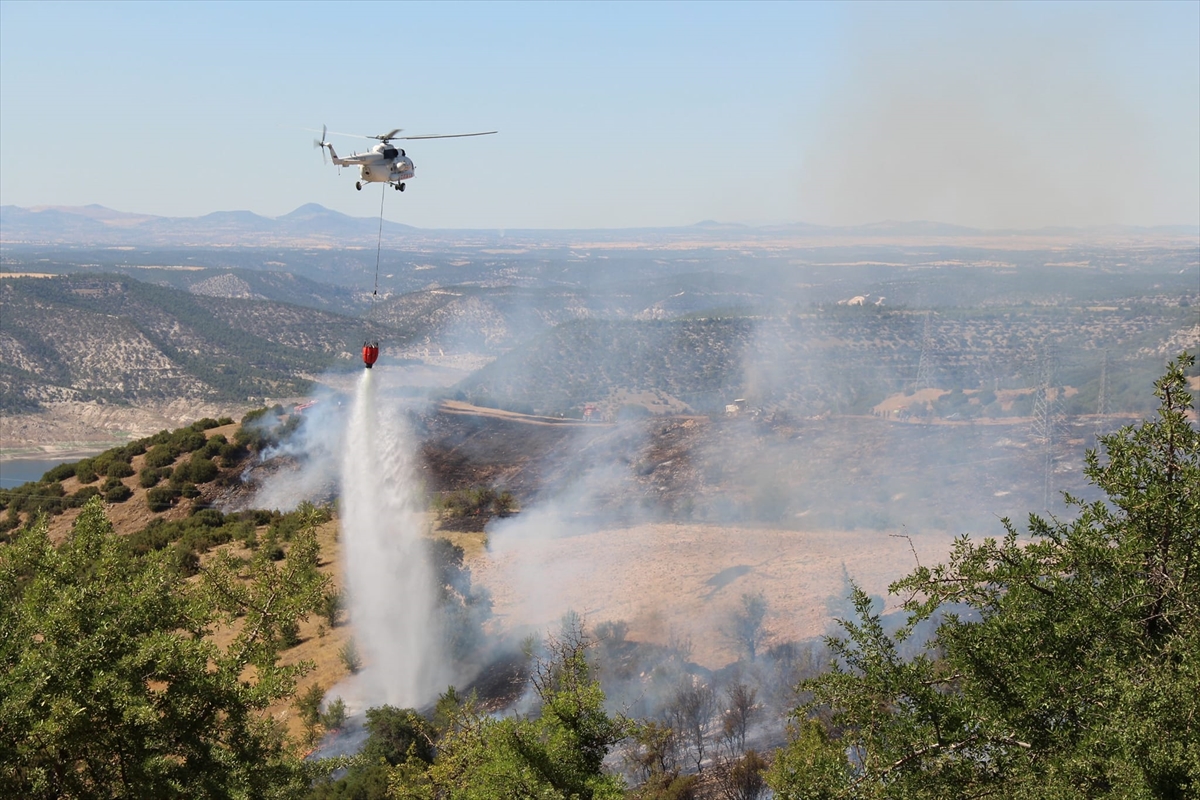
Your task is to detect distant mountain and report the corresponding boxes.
[0,204,418,247]
[5,204,1195,248]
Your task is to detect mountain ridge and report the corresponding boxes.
[4,204,1196,247]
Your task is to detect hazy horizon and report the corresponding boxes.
[7,200,1200,234]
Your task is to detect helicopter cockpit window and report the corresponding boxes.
[383,147,398,159]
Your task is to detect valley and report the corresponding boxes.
[1,207,1196,798]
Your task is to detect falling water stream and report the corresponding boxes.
[338,369,444,707]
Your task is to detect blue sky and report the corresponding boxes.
[1,1,1196,229]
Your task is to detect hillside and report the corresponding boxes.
[454,306,1198,417]
[0,274,399,413]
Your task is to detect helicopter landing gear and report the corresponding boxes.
[356,181,363,191]
[398,182,406,192]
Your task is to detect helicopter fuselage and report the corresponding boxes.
[355,145,415,185]
[325,142,414,188]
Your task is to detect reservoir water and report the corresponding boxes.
[0,454,106,489]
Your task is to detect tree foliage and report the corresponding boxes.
[387,620,632,799]
[768,354,1200,799]
[0,497,329,798]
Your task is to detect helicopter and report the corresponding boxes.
[313,124,496,192]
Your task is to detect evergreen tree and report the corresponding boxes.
[769,354,1200,799]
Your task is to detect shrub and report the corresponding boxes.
[179,483,200,499]
[319,590,344,627]
[280,619,301,648]
[174,430,207,454]
[239,524,258,549]
[189,507,225,527]
[262,537,285,561]
[172,545,200,576]
[144,445,176,469]
[139,468,161,489]
[74,460,98,484]
[146,486,178,513]
[90,455,114,477]
[199,435,226,459]
[104,484,133,503]
[101,476,124,493]
[41,463,76,483]
[119,440,147,459]
[295,683,325,734]
[125,520,172,555]
[69,486,102,508]
[339,641,362,674]
[218,443,248,469]
[189,456,219,484]
[106,461,135,479]
[321,698,347,731]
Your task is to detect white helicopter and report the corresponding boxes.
[313,124,496,192]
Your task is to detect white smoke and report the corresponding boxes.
[339,370,446,707]
[249,388,348,512]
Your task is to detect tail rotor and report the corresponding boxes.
[313,124,329,164]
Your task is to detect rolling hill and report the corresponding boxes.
[0,274,399,412]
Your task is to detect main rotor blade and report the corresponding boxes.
[308,129,378,140]
[397,131,498,140]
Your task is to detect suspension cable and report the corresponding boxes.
[373,185,385,312]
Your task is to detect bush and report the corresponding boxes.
[319,590,344,627]
[170,462,190,484]
[90,455,114,477]
[321,698,347,732]
[179,483,200,499]
[146,486,178,513]
[239,524,258,549]
[189,507,225,527]
[144,445,176,469]
[68,486,102,508]
[105,484,133,503]
[119,440,147,460]
[199,435,226,459]
[41,463,76,483]
[173,430,207,454]
[339,640,362,674]
[218,443,247,468]
[189,456,219,484]
[295,683,325,736]
[139,467,161,489]
[74,460,98,484]
[262,537,285,561]
[106,461,135,479]
[101,476,124,493]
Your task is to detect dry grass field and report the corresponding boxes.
[471,521,957,669]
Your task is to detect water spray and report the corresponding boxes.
[338,369,445,707]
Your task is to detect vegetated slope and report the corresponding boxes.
[371,273,772,356]
[454,305,1196,417]
[148,268,365,317]
[0,274,399,412]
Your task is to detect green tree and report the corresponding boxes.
[768,354,1200,799]
[0,497,330,798]
[396,621,631,799]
